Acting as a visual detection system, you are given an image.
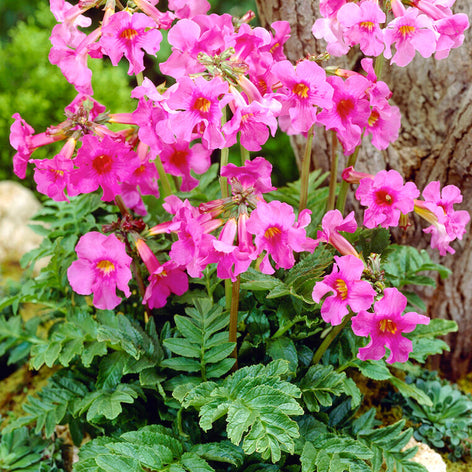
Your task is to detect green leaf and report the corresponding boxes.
[239,268,285,291]
[190,442,244,467]
[267,337,298,374]
[389,377,433,407]
[300,364,347,412]
[161,358,201,372]
[356,360,392,381]
[164,338,201,358]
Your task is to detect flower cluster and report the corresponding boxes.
[313,0,469,66]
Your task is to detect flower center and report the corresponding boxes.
[193,97,211,113]
[120,28,138,41]
[292,83,309,99]
[49,169,65,177]
[96,259,115,275]
[92,154,113,174]
[337,99,355,120]
[134,164,147,175]
[334,279,348,300]
[368,110,380,127]
[399,24,416,38]
[360,21,375,32]
[264,226,282,240]
[379,318,397,334]
[169,150,188,167]
[241,113,254,123]
[374,189,394,206]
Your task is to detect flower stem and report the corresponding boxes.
[299,125,315,214]
[155,155,173,198]
[220,107,230,199]
[374,55,384,81]
[326,131,338,212]
[311,313,353,365]
[229,275,240,369]
[336,145,360,214]
[240,137,250,164]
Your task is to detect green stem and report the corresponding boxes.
[336,145,360,214]
[298,125,315,214]
[240,137,250,164]
[312,313,353,365]
[155,155,173,198]
[220,107,230,199]
[374,55,384,81]
[136,71,144,86]
[229,275,240,369]
[326,131,338,212]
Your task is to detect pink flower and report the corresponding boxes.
[166,76,229,149]
[67,232,132,310]
[434,13,469,60]
[315,210,359,257]
[68,135,141,201]
[384,8,437,67]
[312,255,376,325]
[272,59,334,134]
[31,138,76,202]
[223,100,278,152]
[221,156,276,196]
[136,239,188,309]
[246,200,316,274]
[10,114,64,179]
[352,287,430,364]
[160,140,211,192]
[414,181,470,255]
[316,75,371,155]
[337,1,386,57]
[100,11,163,75]
[355,170,420,228]
[168,0,210,19]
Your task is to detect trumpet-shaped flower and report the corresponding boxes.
[246,200,315,274]
[356,170,419,228]
[312,255,375,326]
[351,287,430,364]
[67,232,132,310]
[100,11,163,75]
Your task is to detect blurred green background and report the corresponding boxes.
[0,0,297,188]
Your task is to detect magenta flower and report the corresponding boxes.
[166,76,229,149]
[223,100,278,152]
[315,209,359,257]
[31,138,76,202]
[67,232,132,310]
[384,8,437,67]
[414,181,470,255]
[100,11,163,75]
[317,75,371,155]
[160,140,211,192]
[337,1,386,57]
[168,0,210,19]
[352,287,430,364]
[221,156,276,196]
[355,170,420,228]
[68,135,141,201]
[246,200,316,274]
[10,113,63,179]
[272,59,334,134]
[312,255,376,326]
[136,239,189,309]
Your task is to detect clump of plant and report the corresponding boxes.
[393,372,472,461]
[0,0,470,471]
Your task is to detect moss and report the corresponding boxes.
[0,364,56,428]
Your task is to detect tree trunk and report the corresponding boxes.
[256,0,472,379]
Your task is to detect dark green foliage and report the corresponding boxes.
[161,298,235,380]
[0,426,66,472]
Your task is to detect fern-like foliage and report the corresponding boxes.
[161,298,235,380]
[73,425,244,472]
[179,360,303,463]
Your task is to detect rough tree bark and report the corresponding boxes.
[255,0,472,379]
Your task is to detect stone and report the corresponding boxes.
[404,437,447,472]
[0,181,43,265]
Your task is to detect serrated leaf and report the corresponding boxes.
[190,442,244,467]
[239,267,285,291]
[300,364,346,412]
[356,360,391,381]
[389,377,433,407]
[267,337,298,373]
[161,358,201,372]
[164,338,201,358]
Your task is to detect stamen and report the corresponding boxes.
[264,226,282,239]
[334,279,348,300]
[293,83,309,99]
[193,97,211,113]
[96,260,116,275]
[379,319,397,334]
